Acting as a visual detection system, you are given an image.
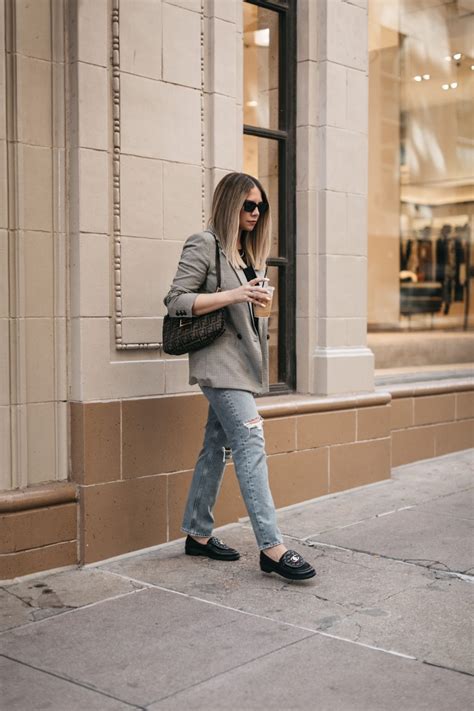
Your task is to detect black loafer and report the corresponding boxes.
[185,535,240,561]
[260,549,316,580]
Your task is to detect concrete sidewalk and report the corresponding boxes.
[1,449,473,710]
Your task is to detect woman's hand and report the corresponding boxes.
[192,278,270,316]
[230,277,271,306]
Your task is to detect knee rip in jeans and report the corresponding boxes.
[243,415,264,431]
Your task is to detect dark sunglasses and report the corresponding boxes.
[242,200,268,215]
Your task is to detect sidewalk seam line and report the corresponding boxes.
[0,653,146,710]
[99,569,418,662]
[279,484,474,539]
[143,632,318,708]
[294,539,474,581]
[0,586,151,637]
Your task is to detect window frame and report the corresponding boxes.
[243,0,297,394]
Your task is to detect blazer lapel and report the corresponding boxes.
[232,265,249,288]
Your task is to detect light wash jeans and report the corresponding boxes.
[182,387,283,550]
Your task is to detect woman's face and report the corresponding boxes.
[239,186,263,232]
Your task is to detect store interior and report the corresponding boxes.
[368,0,473,346]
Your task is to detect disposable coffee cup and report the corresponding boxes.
[253,285,275,318]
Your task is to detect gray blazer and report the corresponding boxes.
[164,228,269,394]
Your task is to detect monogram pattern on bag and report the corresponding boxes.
[162,310,225,356]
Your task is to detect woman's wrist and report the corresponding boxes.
[223,289,237,306]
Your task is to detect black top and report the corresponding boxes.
[239,249,259,329]
[239,249,257,281]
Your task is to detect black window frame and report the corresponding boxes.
[243,0,297,394]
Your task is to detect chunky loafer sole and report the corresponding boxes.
[260,550,316,580]
[185,535,240,561]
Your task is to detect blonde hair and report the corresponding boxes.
[208,172,271,270]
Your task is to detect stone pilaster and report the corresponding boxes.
[297,0,374,395]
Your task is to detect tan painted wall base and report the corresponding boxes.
[1,383,472,578]
[0,484,77,580]
[390,387,473,466]
[69,392,393,564]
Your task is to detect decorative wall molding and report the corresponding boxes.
[111,0,154,351]
[111,0,206,351]
[201,0,206,227]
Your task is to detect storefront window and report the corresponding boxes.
[243,0,296,391]
[368,0,473,332]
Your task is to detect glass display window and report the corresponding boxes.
[368,0,473,332]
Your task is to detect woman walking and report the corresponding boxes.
[164,172,315,581]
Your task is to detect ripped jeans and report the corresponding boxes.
[181,387,283,550]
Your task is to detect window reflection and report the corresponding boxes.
[243,3,279,130]
[265,265,279,384]
[243,134,279,258]
[368,0,473,331]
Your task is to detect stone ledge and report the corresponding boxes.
[380,378,473,399]
[257,391,391,419]
[0,483,77,513]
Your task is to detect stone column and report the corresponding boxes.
[1,0,68,489]
[0,0,9,489]
[203,0,241,212]
[297,0,374,395]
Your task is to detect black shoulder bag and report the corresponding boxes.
[162,236,226,356]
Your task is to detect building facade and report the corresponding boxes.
[1,0,472,580]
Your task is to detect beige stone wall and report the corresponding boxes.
[1,0,377,493]
[68,0,374,403]
[70,392,394,564]
[69,0,244,403]
[1,0,68,491]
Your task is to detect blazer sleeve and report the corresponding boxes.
[163,232,213,317]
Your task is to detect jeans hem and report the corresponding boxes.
[258,540,284,551]
[181,527,212,538]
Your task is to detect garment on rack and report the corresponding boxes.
[400,240,411,271]
[454,237,466,302]
[406,239,419,274]
[417,239,433,282]
[437,237,456,314]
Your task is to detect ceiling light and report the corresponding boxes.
[253,29,270,47]
[414,75,422,81]
[246,100,258,107]
[471,65,474,70]
[422,74,430,80]
[442,84,449,90]
[453,52,462,60]
[450,82,458,88]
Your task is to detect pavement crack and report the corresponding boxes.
[421,659,474,678]
[378,585,417,604]
[309,592,332,603]
[403,559,454,573]
[1,587,36,609]
[331,552,375,572]
[298,540,471,579]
